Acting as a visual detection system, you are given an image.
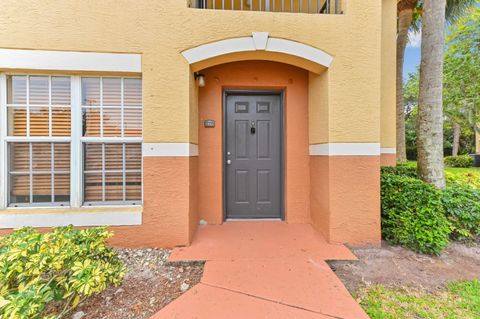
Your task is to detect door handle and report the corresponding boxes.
[226,160,232,165]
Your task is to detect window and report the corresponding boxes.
[1,74,142,208]
[6,75,72,207]
[81,77,142,205]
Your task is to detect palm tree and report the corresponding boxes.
[395,0,477,164]
[396,0,418,162]
[416,0,446,188]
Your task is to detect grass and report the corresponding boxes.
[359,280,480,319]
[405,160,480,174]
[445,166,480,176]
[404,161,480,189]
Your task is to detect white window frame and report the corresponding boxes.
[0,73,143,210]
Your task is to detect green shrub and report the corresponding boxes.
[444,155,473,168]
[381,173,451,255]
[381,165,418,178]
[0,226,125,319]
[442,184,480,240]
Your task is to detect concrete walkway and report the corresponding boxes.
[151,222,370,319]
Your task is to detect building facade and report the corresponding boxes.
[0,0,397,247]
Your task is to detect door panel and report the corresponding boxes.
[225,93,282,219]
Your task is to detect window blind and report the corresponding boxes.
[9,143,70,205]
[81,77,142,204]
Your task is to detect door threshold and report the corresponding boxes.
[226,218,283,222]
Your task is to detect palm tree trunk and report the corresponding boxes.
[396,8,414,163]
[452,122,461,156]
[416,0,447,188]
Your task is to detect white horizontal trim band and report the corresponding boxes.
[309,143,381,156]
[380,148,397,154]
[142,143,199,157]
[0,210,142,229]
[0,49,141,73]
[182,32,333,69]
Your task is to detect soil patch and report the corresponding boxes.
[73,248,204,319]
[330,241,480,293]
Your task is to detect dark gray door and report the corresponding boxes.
[225,93,282,219]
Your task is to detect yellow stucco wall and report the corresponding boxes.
[0,0,388,144]
[309,71,329,144]
[381,0,397,149]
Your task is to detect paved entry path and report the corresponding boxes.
[151,222,370,319]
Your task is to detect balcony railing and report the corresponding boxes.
[189,0,343,14]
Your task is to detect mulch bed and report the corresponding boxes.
[72,248,204,319]
[329,240,480,293]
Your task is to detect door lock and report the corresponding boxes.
[250,121,256,134]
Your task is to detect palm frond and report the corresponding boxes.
[445,0,479,23]
[410,5,423,32]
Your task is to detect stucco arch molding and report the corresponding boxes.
[181,32,333,73]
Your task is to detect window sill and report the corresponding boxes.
[0,206,142,229]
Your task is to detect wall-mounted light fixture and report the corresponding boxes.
[194,72,206,87]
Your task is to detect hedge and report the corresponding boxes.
[381,173,451,255]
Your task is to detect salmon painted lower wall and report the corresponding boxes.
[189,156,199,242]
[198,61,311,224]
[310,156,330,240]
[380,154,396,166]
[110,157,196,248]
[0,156,198,248]
[310,156,381,245]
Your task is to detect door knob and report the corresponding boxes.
[227,160,232,165]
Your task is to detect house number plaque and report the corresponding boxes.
[204,120,215,128]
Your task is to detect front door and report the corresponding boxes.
[225,92,283,219]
